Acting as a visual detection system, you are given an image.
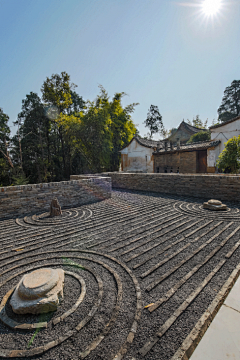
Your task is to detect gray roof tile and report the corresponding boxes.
[153,140,221,154]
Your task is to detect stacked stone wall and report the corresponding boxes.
[0,177,111,219]
[100,172,240,202]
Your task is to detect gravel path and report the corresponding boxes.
[0,190,240,360]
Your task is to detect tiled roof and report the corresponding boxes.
[134,136,162,148]
[120,136,162,151]
[209,115,240,129]
[153,140,221,154]
[166,121,206,142]
[182,121,205,133]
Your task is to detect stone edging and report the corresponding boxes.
[100,172,240,202]
[0,177,111,220]
[171,262,240,360]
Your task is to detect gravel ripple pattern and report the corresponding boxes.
[0,190,240,360]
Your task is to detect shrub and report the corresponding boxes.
[216,136,240,174]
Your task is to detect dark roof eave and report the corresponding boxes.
[119,136,162,151]
[153,141,221,155]
[153,148,206,155]
[209,115,240,129]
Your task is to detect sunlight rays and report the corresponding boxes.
[201,0,222,16]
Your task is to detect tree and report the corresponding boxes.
[187,130,211,144]
[108,90,138,171]
[144,105,164,139]
[216,136,240,174]
[0,108,13,169]
[41,72,74,113]
[162,127,177,138]
[3,74,137,183]
[68,90,85,114]
[72,86,137,172]
[187,115,208,129]
[218,80,240,123]
[13,92,52,183]
[41,72,83,179]
[0,108,13,185]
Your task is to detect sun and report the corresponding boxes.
[201,0,222,16]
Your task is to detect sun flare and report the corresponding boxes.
[201,0,222,16]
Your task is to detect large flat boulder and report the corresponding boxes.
[203,199,227,211]
[10,268,64,314]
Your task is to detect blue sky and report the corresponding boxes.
[0,0,239,138]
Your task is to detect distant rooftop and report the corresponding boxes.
[153,140,221,154]
[120,135,162,151]
[209,115,240,129]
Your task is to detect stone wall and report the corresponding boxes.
[0,177,111,219]
[100,172,240,202]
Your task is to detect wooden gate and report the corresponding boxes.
[197,150,207,173]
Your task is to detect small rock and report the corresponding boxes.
[208,199,222,206]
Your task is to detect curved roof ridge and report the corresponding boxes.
[182,121,206,132]
[120,135,163,151]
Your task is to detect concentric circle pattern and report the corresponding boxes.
[1,191,240,359]
[174,199,240,221]
[16,208,92,227]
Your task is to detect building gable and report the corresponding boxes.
[168,121,205,144]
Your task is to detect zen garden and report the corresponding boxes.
[1,0,240,358]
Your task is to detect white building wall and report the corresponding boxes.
[120,139,154,173]
[210,119,240,168]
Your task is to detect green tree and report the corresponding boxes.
[8,75,137,182]
[41,72,78,179]
[144,105,164,139]
[108,90,138,171]
[73,86,137,172]
[162,127,177,139]
[0,108,13,185]
[187,130,211,144]
[216,136,240,174]
[0,108,13,168]
[218,80,240,123]
[41,72,74,113]
[13,92,52,183]
[187,115,207,129]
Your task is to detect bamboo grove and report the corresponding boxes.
[0,72,137,186]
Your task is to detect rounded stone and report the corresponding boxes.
[18,268,59,300]
[208,199,222,205]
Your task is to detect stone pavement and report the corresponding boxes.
[191,275,240,359]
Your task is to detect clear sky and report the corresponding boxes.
[0,0,239,138]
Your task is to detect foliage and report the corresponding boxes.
[71,86,138,172]
[12,92,53,183]
[187,115,208,129]
[1,73,138,185]
[144,105,164,139]
[187,130,211,144]
[216,136,240,174]
[12,173,29,185]
[218,80,240,122]
[41,72,85,179]
[163,127,177,138]
[0,108,13,185]
[41,72,75,113]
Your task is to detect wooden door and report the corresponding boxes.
[197,150,207,173]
